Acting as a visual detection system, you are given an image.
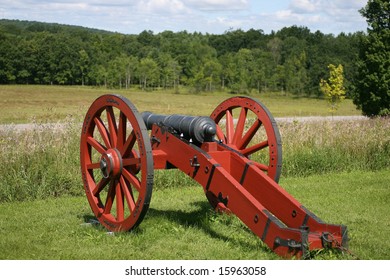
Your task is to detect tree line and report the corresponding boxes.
[0,19,363,96]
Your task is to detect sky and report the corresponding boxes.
[0,0,368,35]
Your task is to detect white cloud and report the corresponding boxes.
[266,0,367,33]
[289,0,317,13]
[289,0,367,17]
[186,0,249,11]
[136,0,190,15]
[0,0,368,35]
[209,16,245,29]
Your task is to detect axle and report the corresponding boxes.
[141,112,217,143]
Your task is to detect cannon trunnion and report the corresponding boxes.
[80,94,348,259]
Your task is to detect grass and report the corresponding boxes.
[1,117,389,203]
[0,120,82,202]
[284,170,390,260]
[0,169,389,260]
[0,117,389,260]
[0,85,388,260]
[0,85,360,124]
[278,119,390,177]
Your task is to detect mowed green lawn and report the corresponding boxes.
[0,85,360,124]
[0,169,389,260]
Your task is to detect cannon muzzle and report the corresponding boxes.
[141,112,216,143]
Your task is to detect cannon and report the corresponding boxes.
[80,94,348,259]
[141,112,217,143]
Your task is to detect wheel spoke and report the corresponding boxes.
[117,112,127,151]
[215,125,226,142]
[115,180,124,221]
[106,107,118,148]
[93,177,110,196]
[94,116,111,148]
[253,161,269,172]
[241,140,268,156]
[87,162,101,170]
[122,130,136,156]
[120,175,136,212]
[104,180,116,214]
[225,109,234,144]
[87,136,106,154]
[122,168,141,192]
[237,119,261,149]
[232,107,247,145]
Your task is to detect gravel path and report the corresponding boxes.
[274,115,367,123]
[0,122,70,132]
[0,115,367,132]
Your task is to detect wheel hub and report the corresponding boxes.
[100,148,123,178]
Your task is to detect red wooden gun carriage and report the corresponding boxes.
[80,94,348,259]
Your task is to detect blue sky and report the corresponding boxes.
[0,0,368,35]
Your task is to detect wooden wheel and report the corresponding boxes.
[80,94,153,232]
[210,96,282,182]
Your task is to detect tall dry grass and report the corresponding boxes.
[0,118,82,202]
[279,118,390,177]
[0,117,389,202]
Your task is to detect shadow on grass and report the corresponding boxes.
[80,205,352,259]
[146,201,270,253]
[81,201,270,254]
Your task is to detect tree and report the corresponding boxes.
[138,58,159,90]
[202,58,222,91]
[284,51,308,95]
[353,0,390,116]
[0,19,372,93]
[107,55,127,88]
[250,49,268,93]
[267,37,282,65]
[156,53,181,90]
[230,48,253,93]
[320,64,346,116]
[124,56,138,89]
[78,49,89,86]
[218,52,235,90]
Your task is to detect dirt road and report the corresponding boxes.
[0,115,367,132]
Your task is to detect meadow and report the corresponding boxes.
[0,85,389,260]
[0,85,360,124]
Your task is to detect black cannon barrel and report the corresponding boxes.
[141,112,216,143]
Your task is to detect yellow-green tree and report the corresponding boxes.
[320,64,346,115]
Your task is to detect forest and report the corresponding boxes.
[0,19,364,96]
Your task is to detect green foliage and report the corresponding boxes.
[320,64,346,114]
[138,58,159,90]
[0,19,362,95]
[353,0,390,116]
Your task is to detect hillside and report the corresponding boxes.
[0,19,364,96]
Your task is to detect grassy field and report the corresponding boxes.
[0,85,388,260]
[0,169,389,260]
[0,85,360,124]
[1,109,388,203]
